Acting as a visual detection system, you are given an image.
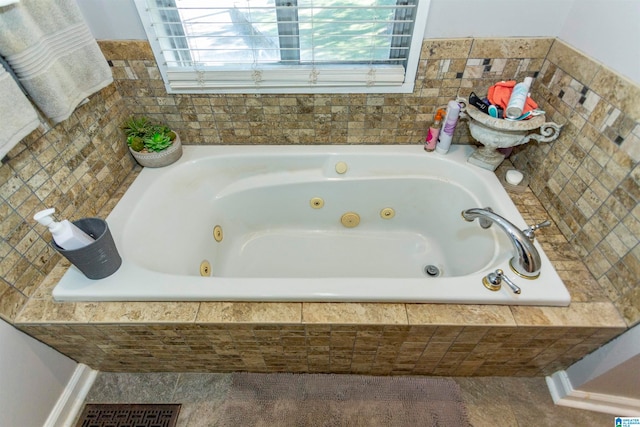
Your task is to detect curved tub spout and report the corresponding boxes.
[461,208,542,279]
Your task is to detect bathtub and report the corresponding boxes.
[53,144,571,306]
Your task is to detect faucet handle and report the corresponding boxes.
[496,269,521,294]
[474,206,494,229]
[523,220,551,241]
[483,269,521,294]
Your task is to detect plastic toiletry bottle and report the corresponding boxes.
[505,77,533,119]
[435,100,461,154]
[424,109,445,152]
[34,208,94,250]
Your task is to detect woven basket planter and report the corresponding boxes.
[129,133,182,168]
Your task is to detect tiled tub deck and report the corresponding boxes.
[13,165,627,376]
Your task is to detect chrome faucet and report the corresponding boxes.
[461,208,542,279]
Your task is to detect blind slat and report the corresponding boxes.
[166,65,406,90]
[152,19,415,25]
[149,6,416,11]
[155,34,413,40]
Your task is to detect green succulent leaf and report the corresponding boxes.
[122,116,176,152]
[121,116,150,138]
[144,132,172,152]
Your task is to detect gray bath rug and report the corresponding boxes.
[217,373,470,427]
[75,403,180,427]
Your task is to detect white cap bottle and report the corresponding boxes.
[34,208,94,250]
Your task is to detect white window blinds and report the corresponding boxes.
[134,0,429,93]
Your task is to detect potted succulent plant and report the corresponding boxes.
[121,116,182,167]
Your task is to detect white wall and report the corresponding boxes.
[547,325,640,415]
[76,0,146,40]
[423,0,572,38]
[78,0,573,40]
[566,324,640,399]
[0,319,77,427]
[559,0,640,83]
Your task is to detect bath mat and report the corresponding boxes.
[218,373,470,427]
[75,403,180,427]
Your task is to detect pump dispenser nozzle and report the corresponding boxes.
[33,208,57,228]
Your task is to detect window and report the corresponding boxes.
[134,0,429,94]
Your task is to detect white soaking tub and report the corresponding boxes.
[53,144,571,305]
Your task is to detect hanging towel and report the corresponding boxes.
[0,0,112,123]
[0,61,39,158]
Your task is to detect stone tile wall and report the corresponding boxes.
[18,322,622,376]
[98,39,551,146]
[0,85,135,321]
[514,41,640,325]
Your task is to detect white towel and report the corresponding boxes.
[0,0,112,123]
[0,62,39,158]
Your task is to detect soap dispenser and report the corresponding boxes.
[34,208,94,250]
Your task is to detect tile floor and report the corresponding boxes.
[80,372,616,426]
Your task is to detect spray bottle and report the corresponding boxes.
[34,208,94,250]
[435,100,461,154]
[424,109,445,152]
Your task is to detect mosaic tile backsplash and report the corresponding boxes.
[0,37,638,329]
[513,42,640,326]
[0,85,135,320]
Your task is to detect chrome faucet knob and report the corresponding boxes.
[496,269,521,294]
[523,220,551,241]
[483,269,521,294]
[483,270,502,292]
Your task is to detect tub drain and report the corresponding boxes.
[424,265,440,277]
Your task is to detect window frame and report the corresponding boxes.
[134,0,430,94]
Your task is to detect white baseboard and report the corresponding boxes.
[546,371,640,416]
[44,363,98,427]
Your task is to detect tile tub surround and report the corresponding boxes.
[0,36,637,374]
[100,37,639,324]
[14,182,627,376]
[2,37,637,323]
[0,37,552,322]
